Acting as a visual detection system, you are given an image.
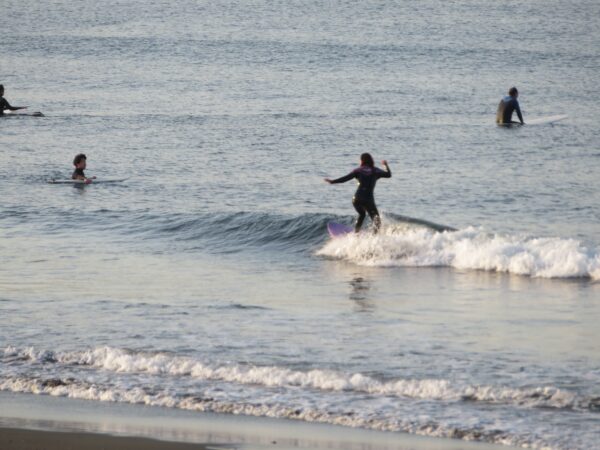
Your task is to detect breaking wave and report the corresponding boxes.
[317,221,600,279]
[5,205,599,279]
[4,344,599,449]
[3,346,598,412]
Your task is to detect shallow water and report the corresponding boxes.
[1,1,600,449]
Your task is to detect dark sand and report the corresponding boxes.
[0,427,211,450]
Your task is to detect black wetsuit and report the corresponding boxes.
[496,95,523,124]
[330,165,391,232]
[72,168,85,180]
[0,97,15,116]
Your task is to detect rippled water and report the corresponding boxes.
[2,0,600,449]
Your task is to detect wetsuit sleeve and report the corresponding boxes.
[330,171,356,184]
[377,166,391,179]
[1,98,24,112]
[515,101,524,124]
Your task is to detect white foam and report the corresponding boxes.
[2,346,592,411]
[317,225,600,279]
[0,376,556,449]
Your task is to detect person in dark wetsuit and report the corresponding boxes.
[496,86,524,125]
[325,153,391,233]
[0,85,28,116]
[72,153,96,183]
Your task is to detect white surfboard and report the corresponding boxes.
[523,115,567,125]
[498,115,567,126]
[2,110,44,117]
[48,178,128,184]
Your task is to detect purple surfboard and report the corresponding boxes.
[327,222,354,238]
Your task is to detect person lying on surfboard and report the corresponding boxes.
[0,84,28,116]
[72,154,96,184]
[496,86,524,125]
[325,153,391,233]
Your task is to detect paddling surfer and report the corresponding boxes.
[496,86,524,125]
[0,84,28,116]
[72,154,96,184]
[325,153,391,233]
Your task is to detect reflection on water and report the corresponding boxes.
[348,276,374,312]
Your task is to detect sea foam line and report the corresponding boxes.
[317,226,600,279]
[3,346,596,411]
[0,375,553,449]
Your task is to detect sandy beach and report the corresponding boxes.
[0,427,209,450]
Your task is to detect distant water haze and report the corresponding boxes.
[1,0,600,449]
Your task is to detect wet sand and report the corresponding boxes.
[0,392,510,450]
[0,427,209,450]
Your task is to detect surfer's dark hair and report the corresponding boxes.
[73,153,87,165]
[509,86,518,96]
[360,153,374,167]
[0,84,4,92]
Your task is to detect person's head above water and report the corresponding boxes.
[0,85,4,96]
[73,153,87,168]
[508,86,518,97]
[360,153,374,167]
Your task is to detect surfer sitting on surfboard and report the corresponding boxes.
[496,86,524,125]
[72,154,96,184]
[0,84,28,116]
[325,153,391,233]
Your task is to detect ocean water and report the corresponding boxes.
[1,0,600,449]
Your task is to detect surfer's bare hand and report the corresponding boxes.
[382,160,388,166]
[324,178,333,184]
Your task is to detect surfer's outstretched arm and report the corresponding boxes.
[1,98,27,111]
[325,172,355,184]
[0,86,27,113]
[379,160,391,178]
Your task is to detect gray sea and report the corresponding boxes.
[1,1,600,448]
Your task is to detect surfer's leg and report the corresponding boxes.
[367,203,381,232]
[352,199,366,232]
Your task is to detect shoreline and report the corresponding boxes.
[0,391,509,450]
[0,427,209,450]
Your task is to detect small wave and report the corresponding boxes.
[0,375,555,449]
[166,211,332,250]
[3,346,597,412]
[317,223,600,279]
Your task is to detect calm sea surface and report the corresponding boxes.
[1,1,600,448]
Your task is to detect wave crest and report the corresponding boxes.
[317,225,600,279]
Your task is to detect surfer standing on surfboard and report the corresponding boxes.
[72,154,96,184]
[0,85,28,116]
[325,153,391,233]
[496,86,524,125]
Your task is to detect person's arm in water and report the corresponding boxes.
[1,97,27,112]
[324,171,356,184]
[72,169,96,184]
[515,100,524,124]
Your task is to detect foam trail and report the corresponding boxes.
[317,226,600,279]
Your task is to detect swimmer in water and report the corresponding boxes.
[72,154,96,184]
[0,84,28,116]
[496,86,524,125]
